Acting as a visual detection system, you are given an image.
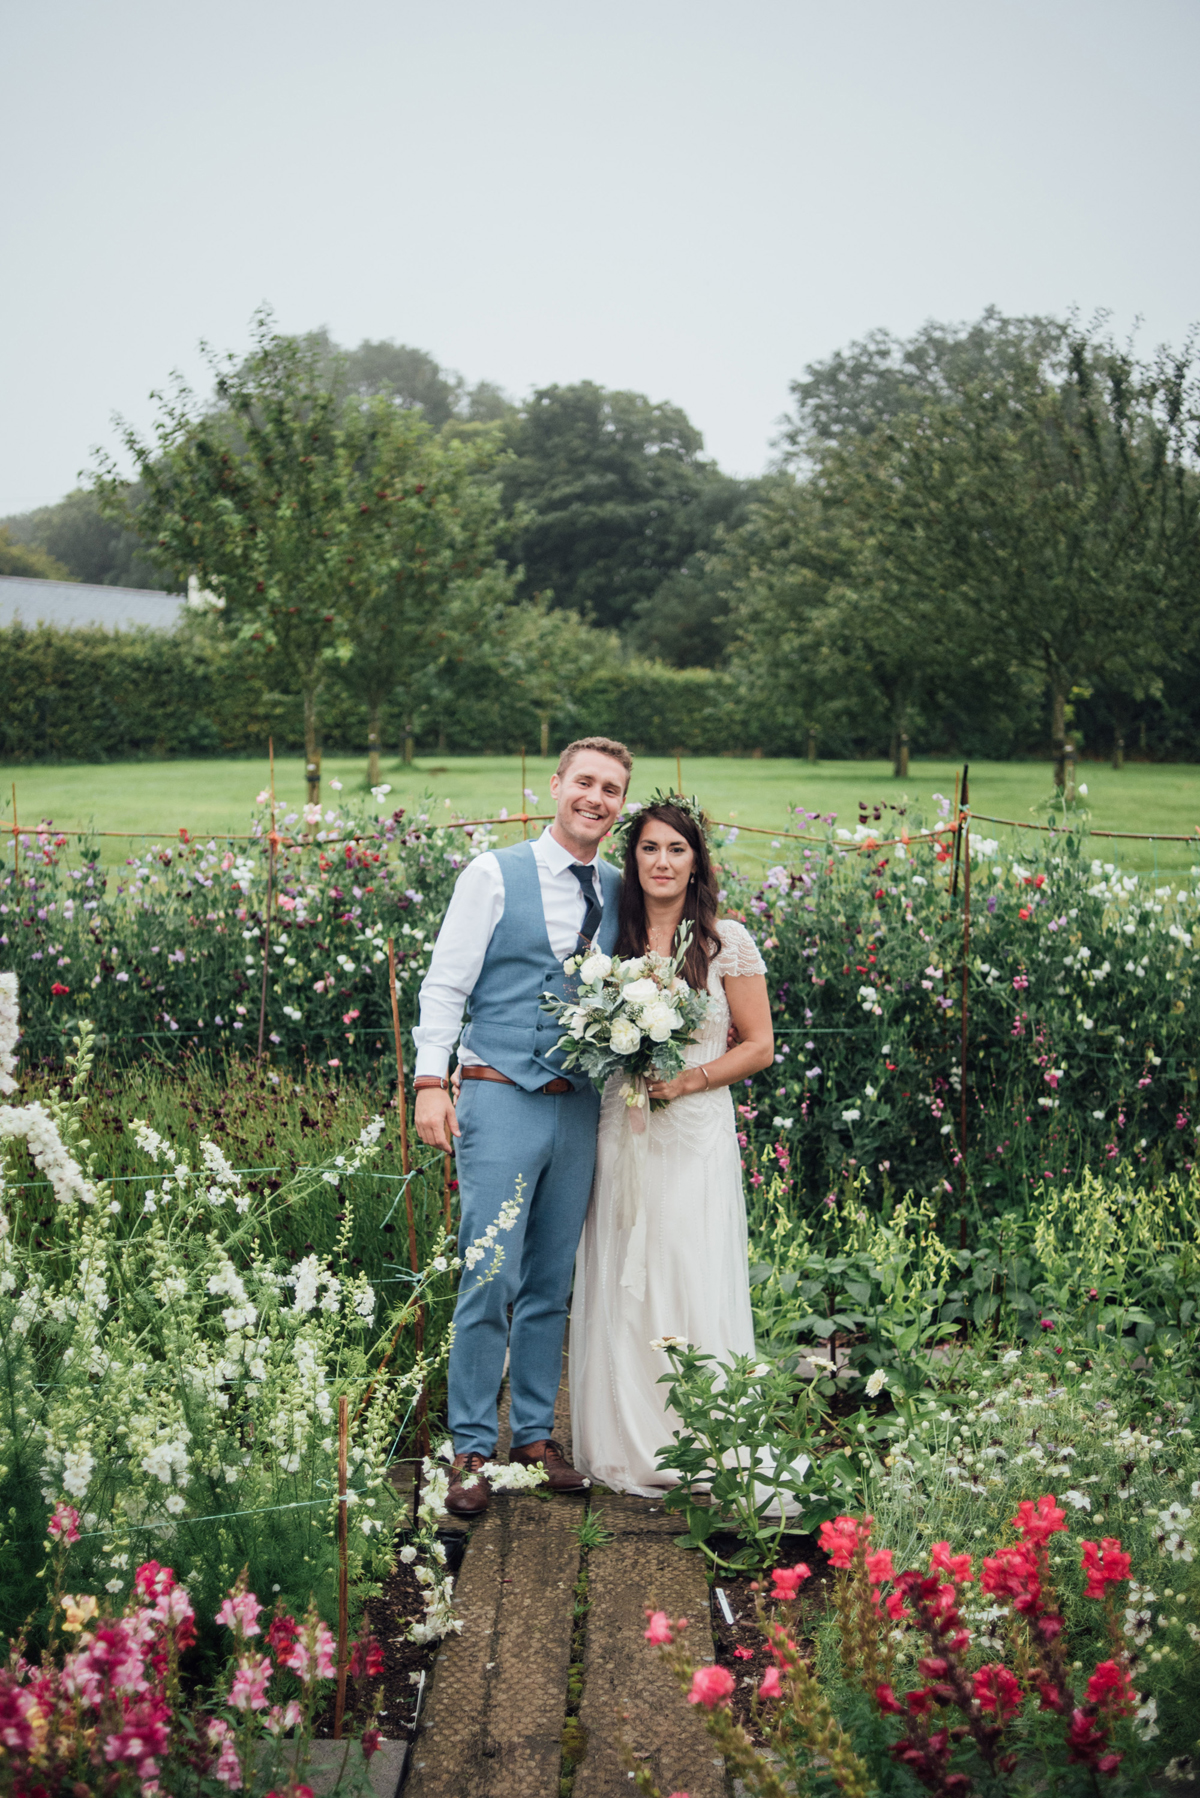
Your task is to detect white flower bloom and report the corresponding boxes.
[650,1334,688,1351]
[866,1368,888,1398]
[578,952,612,984]
[1063,1489,1091,1511]
[0,971,20,1094]
[621,977,660,1006]
[609,1018,642,1055]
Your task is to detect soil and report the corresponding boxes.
[312,1530,465,1743]
[704,1533,833,1745]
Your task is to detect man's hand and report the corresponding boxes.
[415,1087,460,1153]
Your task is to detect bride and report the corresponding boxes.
[569,796,775,1496]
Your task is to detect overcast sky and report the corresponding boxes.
[3,0,1198,516]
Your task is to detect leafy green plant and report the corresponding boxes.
[653,1344,861,1570]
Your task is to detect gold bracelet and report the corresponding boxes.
[698,1066,710,1090]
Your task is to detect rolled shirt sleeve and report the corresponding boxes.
[411,854,505,1077]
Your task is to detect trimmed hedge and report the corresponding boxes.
[0,621,762,761]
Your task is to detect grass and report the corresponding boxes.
[3,752,1200,874]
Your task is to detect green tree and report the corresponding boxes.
[497,596,619,758]
[94,314,364,803]
[778,307,1066,457]
[0,527,73,581]
[500,382,744,633]
[338,408,517,779]
[1,490,166,588]
[816,325,1200,780]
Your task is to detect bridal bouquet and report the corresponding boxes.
[543,931,709,1104]
[544,935,709,1302]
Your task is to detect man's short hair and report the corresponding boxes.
[555,736,633,784]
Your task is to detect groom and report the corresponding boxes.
[412,736,631,1515]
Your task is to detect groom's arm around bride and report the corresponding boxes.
[411,737,632,1514]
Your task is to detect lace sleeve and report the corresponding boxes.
[717,919,767,978]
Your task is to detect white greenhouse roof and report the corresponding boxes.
[0,575,185,632]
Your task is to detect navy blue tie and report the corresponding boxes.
[569,862,602,952]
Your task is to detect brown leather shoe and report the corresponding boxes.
[445,1451,491,1517]
[510,1438,590,1493]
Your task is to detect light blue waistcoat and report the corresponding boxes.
[459,841,621,1091]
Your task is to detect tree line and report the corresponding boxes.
[5,306,1200,781]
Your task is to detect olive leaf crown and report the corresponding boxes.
[608,790,712,860]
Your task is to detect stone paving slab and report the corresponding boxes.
[406,1491,582,1798]
[574,1528,724,1798]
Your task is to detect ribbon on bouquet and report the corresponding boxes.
[614,1075,651,1302]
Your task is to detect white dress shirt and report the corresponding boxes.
[412,826,606,1077]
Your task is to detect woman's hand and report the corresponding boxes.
[646,1068,705,1104]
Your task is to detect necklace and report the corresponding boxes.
[646,924,677,955]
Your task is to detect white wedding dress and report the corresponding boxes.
[569,919,766,1495]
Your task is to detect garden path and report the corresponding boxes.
[406,1374,725,1798]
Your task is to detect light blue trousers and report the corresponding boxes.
[448,1078,599,1457]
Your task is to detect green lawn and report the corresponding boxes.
[3,752,1199,876]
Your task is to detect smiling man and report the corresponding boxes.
[412,736,631,1513]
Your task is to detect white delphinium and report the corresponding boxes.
[201,1138,243,1210]
[0,970,19,1094]
[0,1103,98,1208]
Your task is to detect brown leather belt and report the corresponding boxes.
[460,1065,575,1096]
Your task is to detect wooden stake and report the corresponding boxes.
[10,784,17,877]
[443,1150,453,1232]
[675,751,683,796]
[257,738,277,1061]
[520,746,528,839]
[333,1393,349,1740]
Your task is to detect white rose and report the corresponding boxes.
[578,952,612,984]
[642,1003,676,1044]
[621,977,659,1006]
[609,1017,642,1054]
[618,957,647,981]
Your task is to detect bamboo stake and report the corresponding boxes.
[959,805,971,1246]
[443,1150,453,1232]
[385,939,411,1179]
[520,746,528,840]
[675,751,683,795]
[386,936,427,1454]
[950,765,968,899]
[333,1393,349,1740]
[257,738,277,1060]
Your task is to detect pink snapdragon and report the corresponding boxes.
[229,1653,273,1712]
[216,1588,263,1639]
[48,1501,81,1544]
[687,1665,735,1710]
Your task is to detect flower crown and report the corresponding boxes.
[608,790,712,859]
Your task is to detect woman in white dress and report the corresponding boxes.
[570,797,776,1496]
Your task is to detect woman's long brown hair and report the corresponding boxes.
[615,801,722,988]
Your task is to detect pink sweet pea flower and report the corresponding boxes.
[644,1610,674,1644]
